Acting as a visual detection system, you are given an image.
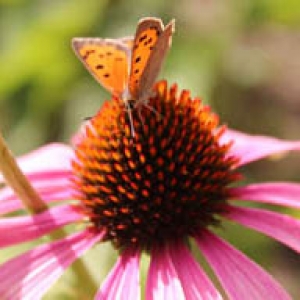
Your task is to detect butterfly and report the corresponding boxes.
[72,18,175,134]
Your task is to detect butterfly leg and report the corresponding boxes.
[126,102,136,137]
[142,102,162,120]
[137,106,146,130]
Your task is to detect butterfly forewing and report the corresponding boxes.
[137,20,174,102]
[72,38,130,97]
[128,18,164,100]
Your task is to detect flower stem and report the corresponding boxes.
[71,259,99,296]
[0,133,48,213]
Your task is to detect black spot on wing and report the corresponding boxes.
[143,37,153,46]
[139,34,148,42]
[83,49,96,60]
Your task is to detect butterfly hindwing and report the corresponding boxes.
[72,38,130,97]
[118,36,134,49]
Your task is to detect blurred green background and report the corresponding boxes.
[1,0,300,298]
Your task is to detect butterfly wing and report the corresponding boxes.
[72,38,130,97]
[118,36,134,49]
[128,18,175,102]
[137,20,174,102]
[128,18,164,100]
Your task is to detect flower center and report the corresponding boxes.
[72,81,240,250]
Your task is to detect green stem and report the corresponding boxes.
[71,259,99,297]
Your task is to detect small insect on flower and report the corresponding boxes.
[72,17,175,136]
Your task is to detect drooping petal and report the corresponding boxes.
[0,143,74,184]
[0,171,72,199]
[0,188,73,215]
[225,205,300,253]
[146,245,185,300]
[0,144,74,214]
[0,205,82,248]
[95,249,141,300]
[26,169,72,182]
[169,241,223,300]
[0,229,104,299]
[230,182,300,209]
[195,230,291,300]
[221,129,300,166]
[0,172,73,215]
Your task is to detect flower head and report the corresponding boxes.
[1,81,300,299]
[72,81,240,251]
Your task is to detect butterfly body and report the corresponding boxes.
[72,17,175,107]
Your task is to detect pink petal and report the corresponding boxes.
[195,230,291,300]
[26,170,72,182]
[0,205,82,248]
[221,129,300,166]
[0,229,104,299]
[230,182,300,209]
[0,143,74,183]
[95,249,141,300]
[225,205,300,253]
[146,245,185,300]
[0,188,73,215]
[169,241,223,300]
[0,172,74,215]
[0,176,71,200]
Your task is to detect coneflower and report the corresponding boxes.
[0,81,300,299]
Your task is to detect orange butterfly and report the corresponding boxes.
[72,17,174,109]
